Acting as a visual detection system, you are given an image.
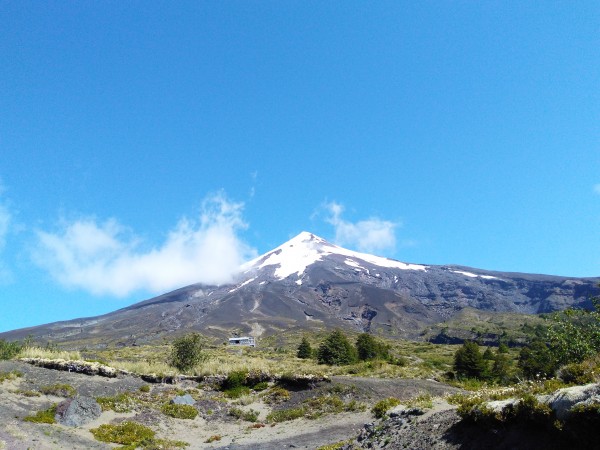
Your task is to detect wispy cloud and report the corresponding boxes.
[32,192,256,297]
[324,201,399,254]
[594,184,600,195]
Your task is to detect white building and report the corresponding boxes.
[228,336,256,347]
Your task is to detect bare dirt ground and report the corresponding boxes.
[0,360,462,449]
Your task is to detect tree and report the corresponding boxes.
[517,339,557,379]
[482,347,494,360]
[545,293,600,366]
[491,350,511,383]
[453,341,487,379]
[356,333,389,361]
[297,337,312,359]
[317,330,357,365]
[169,333,206,373]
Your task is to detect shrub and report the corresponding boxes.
[39,384,76,398]
[161,403,198,420]
[205,435,221,443]
[252,381,269,391]
[262,386,290,404]
[96,392,138,412]
[317,330,357,365]
[0,339,24,360]
[297,337,313,359]
[23,404,57,424]
[169,333,206,373]
[139,384,151,393]
[91,421,155,446]
[558,362,595,385]
[222,369,250,398]
[371,397,401,419]
[266,407,305,423]
[228,407,259,422]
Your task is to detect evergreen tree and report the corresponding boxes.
[491,350,511,383]
[297,337,312,359]
[317,330,357,365]
[482,347,494,360]
[356,333,389,361]
[498,342,510,354]
[453,341,487,379]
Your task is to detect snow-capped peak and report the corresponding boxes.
[242,231,427,282]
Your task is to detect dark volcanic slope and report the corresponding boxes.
[1,232,598,345]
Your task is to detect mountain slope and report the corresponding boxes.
[1,232,598,346]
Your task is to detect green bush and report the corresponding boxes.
[96,392,138,412]
[0,339,23,360]
[161,403,198,420]
[169,333,206,373]
[91,421,155,446]
[262,386,290,404]
[222,369,250,398]
[559,362,595,385]
[39,384,76,398]
[228,407,259,422]
[252,381,269,391]
[266,407,305,423]
[23,404,57,424]
[317,330,357,365]
[371,397,401,418]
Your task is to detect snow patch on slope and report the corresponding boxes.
[452,270,498,280]
[243,231,427,281]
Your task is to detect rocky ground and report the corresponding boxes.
[0,360,461,449]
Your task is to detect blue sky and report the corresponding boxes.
[1,2,599,332]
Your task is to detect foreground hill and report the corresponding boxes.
[1,232,598,346]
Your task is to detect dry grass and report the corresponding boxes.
[18,347,82,361]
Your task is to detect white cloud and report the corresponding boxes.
[594,184,600,195]
[32,192,257,297]
[324,201,399,254]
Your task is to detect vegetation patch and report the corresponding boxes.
[228,407,259,422]
[96,392,139,412]
[23,404,57,424]
[205,435,222,443]
[90,421,189,449]
[266,394,365,423]
[266,407,305,423]
[39,383,76,398]
[0,370,22,383]
[161,403,198,420]
[252,381,269,391]
[13,389,40,397]
[262,386,290,404]
[372,397,401,419]
[0,339,24,360]
[317,441,351,450]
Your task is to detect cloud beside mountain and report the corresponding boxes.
[32,192,256,297]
